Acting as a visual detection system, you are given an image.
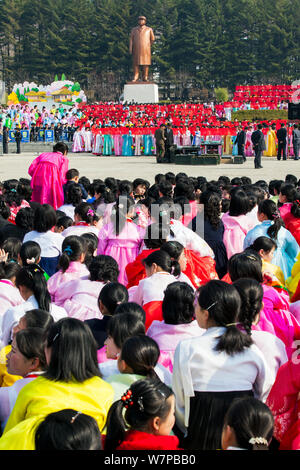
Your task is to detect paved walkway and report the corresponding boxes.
[0,152,299,184]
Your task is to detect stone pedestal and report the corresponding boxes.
[123,82,159,104]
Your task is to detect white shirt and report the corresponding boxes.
[130,272,178,306]
[0,371,44,432]
[23,231,64,258]
[172,326,274,433]
[58,204,75,220]
[168,219,214,258]
[0,296,67,347]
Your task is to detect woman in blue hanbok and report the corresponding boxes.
[122,131,133,156]
[103,134,113,156]
[231,135,238,156]
[243,199,299,280]
[143,135,153,155]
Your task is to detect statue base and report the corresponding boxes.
[123,82,159,104]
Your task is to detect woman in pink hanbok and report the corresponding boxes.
[47,235,89,305]
[97,196,145,286]
[147,282,204,372]
[245,126,254,156]
[228,251,300,360]
[52,255,119,321]
[222,188,257,259]
[72,128,84,153]
[0,263,23,319]
[28,142,69,210]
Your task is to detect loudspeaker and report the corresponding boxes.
[288,103,300,120]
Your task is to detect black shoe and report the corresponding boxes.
[258,165,263,168]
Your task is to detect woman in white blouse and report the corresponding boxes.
[172,279,274,450]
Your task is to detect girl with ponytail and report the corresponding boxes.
[62,202,100,237]
[130,250,182,330]
[172,280,273,450]
[233,278,288,382]
[244,199,299,279]
[97,195,145,285]
[105,335,163,401]
[47,236,89,305]
[1,265,66,346]
[104,378,180,451]
[222,397,274,451]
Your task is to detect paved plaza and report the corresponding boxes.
[0,151,300,184]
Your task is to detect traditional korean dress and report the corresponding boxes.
[47,261,90,305]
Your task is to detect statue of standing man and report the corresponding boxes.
[129,16,155,82]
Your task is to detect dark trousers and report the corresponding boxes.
[156,142,165,163]
[237,144,246,161]
[294,142,299,160]
[16,140,21,154]
[277,142,286,160]
[2,142,8,154]
[254,148,262,168]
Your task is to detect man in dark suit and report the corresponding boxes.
[164,122,174,163]
[154,123,166,163]
[276,123,287,161]
[2,126,9,154]
[251,124,266,169]
[292,123,300,160]
[234,126,246,161]
[15,126,22,154]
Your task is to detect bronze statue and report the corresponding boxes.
[129,16,155,82]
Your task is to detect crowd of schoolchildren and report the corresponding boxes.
[1,142,300,450]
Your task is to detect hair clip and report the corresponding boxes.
[63,245,73,255]
[225,322,239,328]
[121,389,134,409]
[137,396,144,412]
[26,258,36,265]
[70,411,82,424]
[249,437,268,446]
[206,301,218,311]
[87,209,94,217]
[52,333,59,343]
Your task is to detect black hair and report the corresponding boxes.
[19,241,41,266]
[114,302,146,324]
[200,190,222,229]
[98,282,129,315]
[35,409,102,450]
[154,174,166,185]
[174,180,195,201]
[162,281,195,325]
[249,236,277,255]
[229,189,250,216]
[88,255,119,283]
[104,378,174,451]
[285,174,297,187]
[65,183,83,207]
[144,223,168,249]
[74,202,95,224]
[118,180,133,196]
[53,142,69,154]
[66,169,79,180]
[111,195,135,236]
[0,196,10,219]
[33,204,57,233]
[56,215,73,230]
[58,236,86,273]
[233,278,264,336]
[257,199,284,240]
[1,237,22,261]
[44,317,101,383]
[24,309,54,331]
[197,280,253,355]
[78,176,90,193]
[120,336,160,379]
[231,177,242,187]
[223,397,274,451]
[159,180,173,198]
[228,251,263,283]
[106,312,145,349]
[143,249,180,277]
[16,265,51,311]
[165,172,176,185]
[0,260,21,280]
[15,207,34,231]
[268,180,283,197]
[280,182,297,201]
[80,232,98,267]
[160,241,184,276]
[290,192,300,218]
[17,180,33,203]
[15,327,47,370]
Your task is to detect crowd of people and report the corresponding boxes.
[0,140,300,450]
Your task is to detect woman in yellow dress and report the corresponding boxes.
[0,317,114,450]
[264,124,277,157]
